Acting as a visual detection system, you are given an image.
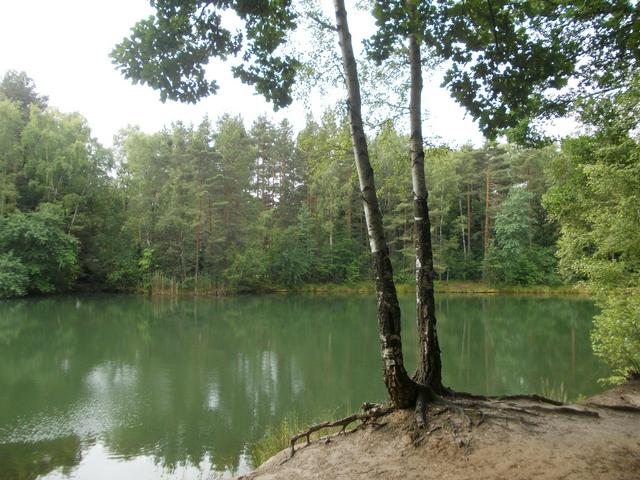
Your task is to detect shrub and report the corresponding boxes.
[591,292,640,384]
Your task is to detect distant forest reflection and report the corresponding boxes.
[0,294,607,479]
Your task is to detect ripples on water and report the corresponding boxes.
[0,294,607,479]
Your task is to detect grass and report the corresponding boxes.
[149,272,230,297]
[432,281,588,296]
[142,273,589,298]
[248,416,302,468]
[248,412,356,469]
[296,280,588,296]
[540,378,569,403]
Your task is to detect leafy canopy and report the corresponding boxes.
[0,205,79,297]
[0,70,48,120]
[367,0,639,144]
[111,0,300,108]
[544,75,640,382]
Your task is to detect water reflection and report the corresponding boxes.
[0,436,81,480]
[430,295,604,399]
[0,294,607,479]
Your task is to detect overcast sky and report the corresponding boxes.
[0,0,487,148]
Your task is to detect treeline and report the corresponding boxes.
[114,115,560,291]
[0,71,565,296]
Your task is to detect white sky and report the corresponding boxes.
[0,0,487,148]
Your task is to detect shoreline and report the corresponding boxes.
[5,281,590,301]
[241,380,640,480]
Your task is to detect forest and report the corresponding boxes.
[1,60,638,382]
[1,1,640,478]
[0,71,565,295]
[0,71,640,382]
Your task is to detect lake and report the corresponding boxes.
[0,294,608,479]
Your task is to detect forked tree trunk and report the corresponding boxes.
[334,0,416,408]
[408,30,442,392]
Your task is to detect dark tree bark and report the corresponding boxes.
[333,0,416,408]
[408,28,442,392]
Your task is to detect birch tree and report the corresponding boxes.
[111,0,640,406]
[333,0,418,407]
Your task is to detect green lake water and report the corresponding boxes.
[0,294,608,479]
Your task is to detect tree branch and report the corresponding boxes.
[306,12,337,32]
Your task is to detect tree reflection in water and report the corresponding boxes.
[0,294,608,478]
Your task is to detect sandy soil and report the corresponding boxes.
[241,381,640,480]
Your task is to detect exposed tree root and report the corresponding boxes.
[408,386,603,452]
[287,389,608,461]
[414,387,431,429]
[447,389,565,406]
[583,402,640,413]
[522,405,599,417]
[495,394,564,406]
[458,398,598,417]
[289,403,394,457]
[411,386,476,451]
[477,411,530,426]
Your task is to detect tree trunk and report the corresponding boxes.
[408,29,442,391]
[346,166,353,238]
[439,188,444,249]
[459,198,466,255]
[482,165,491,281]
[207,195,213,235]
[346,200,352,238]
[195,195,202,294]
[333,0,416,408]
[1,165,10,215]
[484,168,491,257]
[467,187,472,255]
[271,161,276,209]
[280,151,285,205]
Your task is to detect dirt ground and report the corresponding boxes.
[240,381,640,480]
